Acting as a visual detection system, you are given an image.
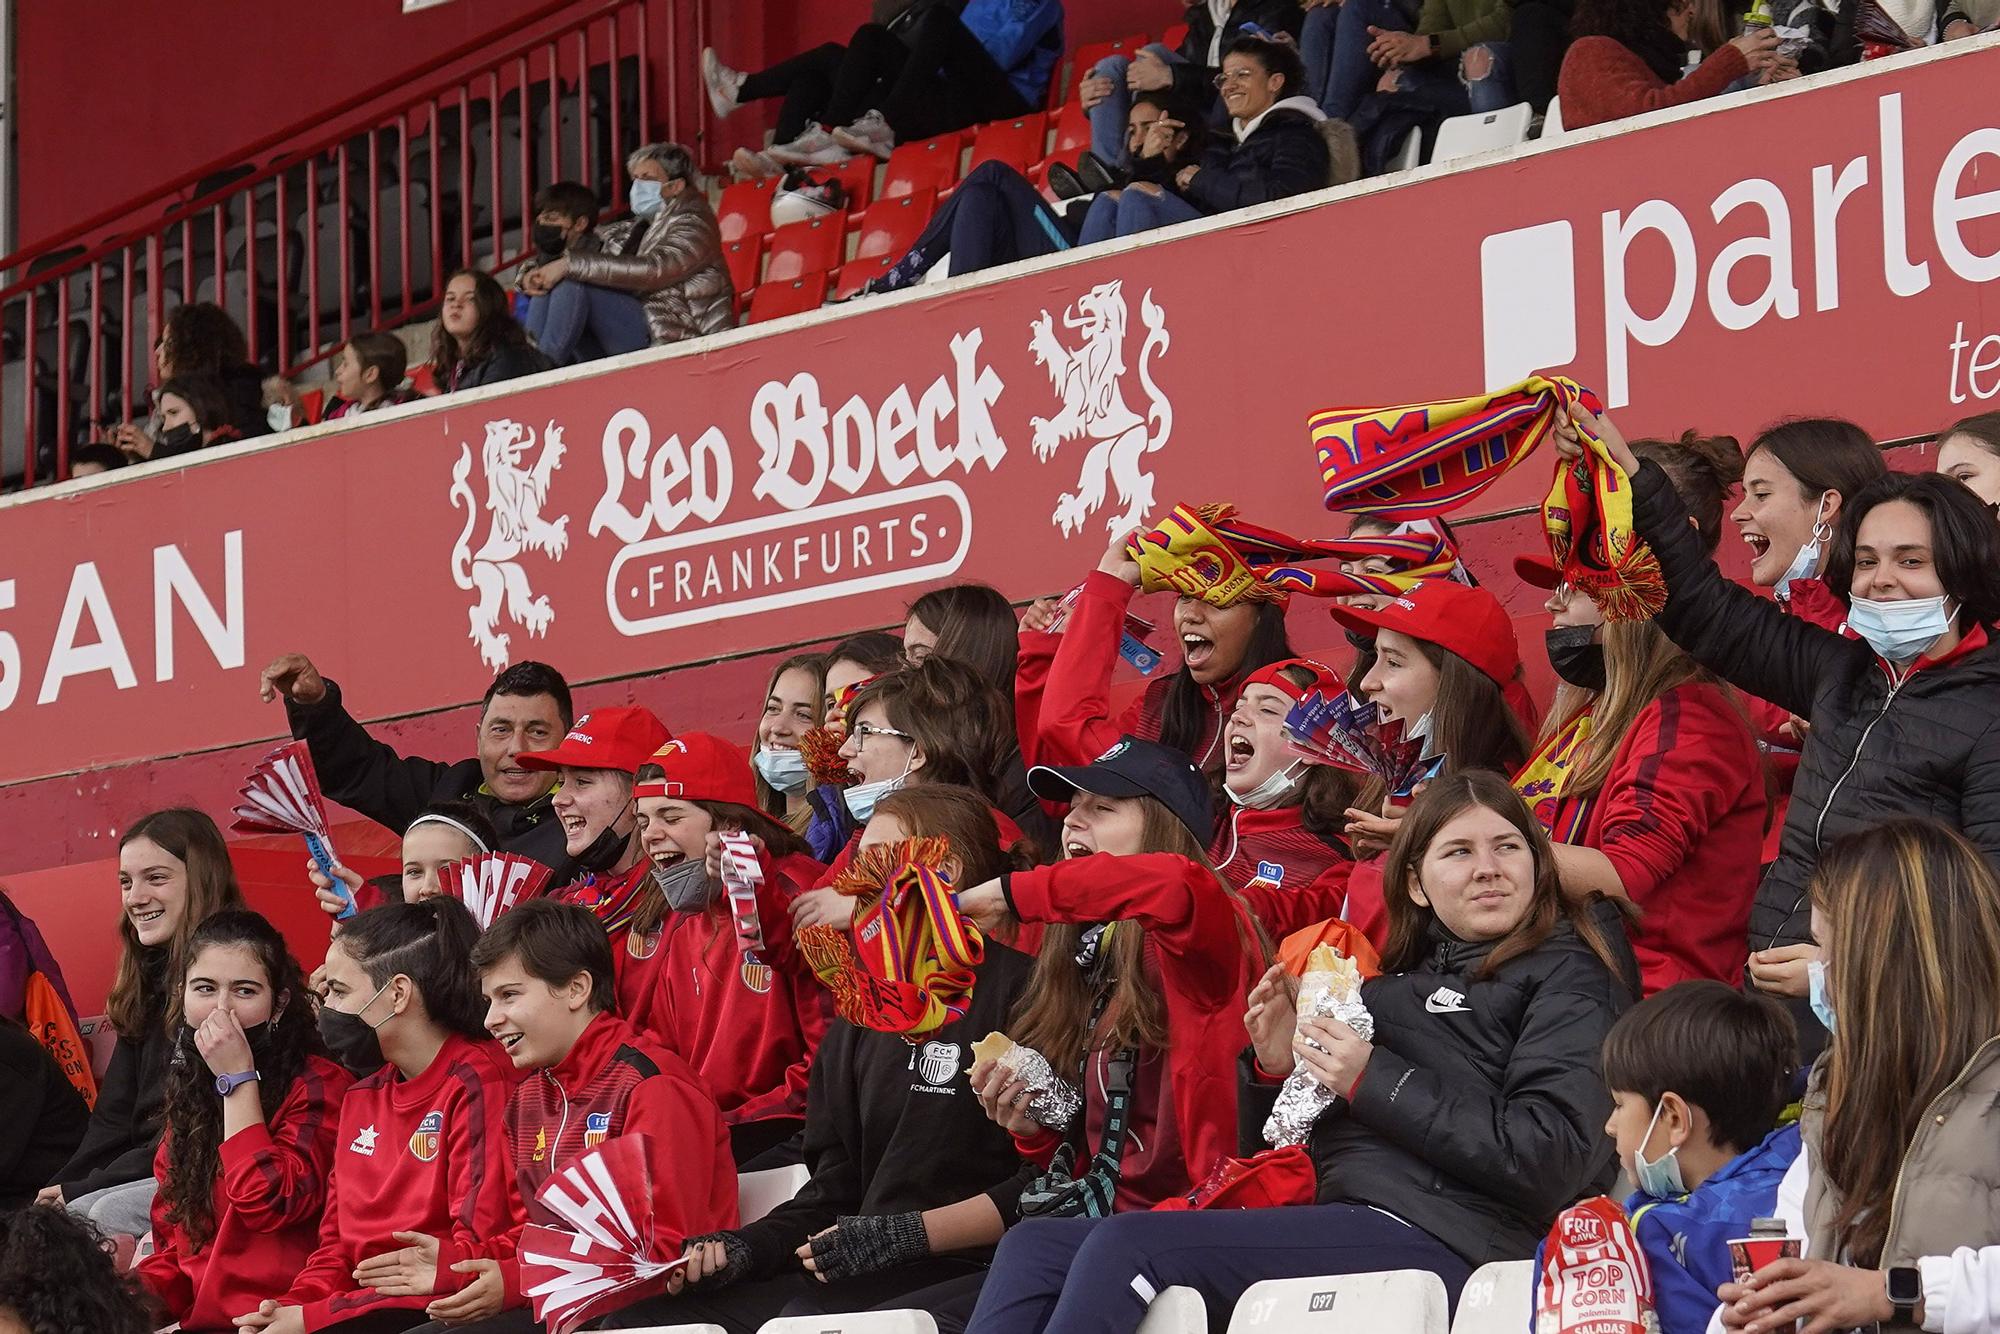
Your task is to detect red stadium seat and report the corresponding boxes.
[853,191,935,260]
[833,255,895,300]
[968,113,1050,174]
[1161,22,1189,50]
[721,235,764,294]
[1065,33,1151,104]
[747,273,830,323]
[764,217,846,283]
[820,154,877,210]
[717,180,775,242]
[881,134,964,200]
[1052,100,1092,154]
[1029,147,1088,198]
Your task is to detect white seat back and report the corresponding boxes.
[758,1313,939,1334]
[612,1325,727,1334]
[1431,102,1535,164]
[1390,127,1424,172]
[1450,1259,1536,1334]
[737,1163,810,1224]
[1227,1269,1449,1333]
[1541,95,1565,137]
[1136,1284,1207,1334]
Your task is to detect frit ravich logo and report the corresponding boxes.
[1027,280,1173,537]
[409,1109,444,1161]
[449,418,571,670]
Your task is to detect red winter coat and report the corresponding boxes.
[1209,804,1349,896]
[138,1056,353,1332]
[1003,853,1261,1207]
[1037,571,1244,769]
[1557,35,1749,130]
[619,851,831,1126]
[485,1012,737,1307]
[1539,682,1765,993]
[281,1035,520,1331]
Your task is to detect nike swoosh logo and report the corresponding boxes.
[1425,997,1468,1014]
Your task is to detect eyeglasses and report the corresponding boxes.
[851,721,915,747]
[1214,69,1262,87]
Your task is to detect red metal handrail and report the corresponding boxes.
[0,0,672,492]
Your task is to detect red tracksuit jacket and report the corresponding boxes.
[618,851,831,1126]
[485,1011,737,1306]
[1003,853,1261,1208]
[1209,805,1349,896]
[281,1034,519,1331]
[138,1055,353,1332]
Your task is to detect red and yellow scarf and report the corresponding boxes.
[1128,503,1460,607]
[1514,708,1598,844]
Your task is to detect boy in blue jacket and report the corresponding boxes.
[1537,980,1801,1334]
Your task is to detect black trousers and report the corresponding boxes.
[740,42,848,143]
[1508,0,1573,112]
[822,9,1029,143]
[599,1255,989,1332]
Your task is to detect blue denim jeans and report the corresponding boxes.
[1300,4,1342,111]
[523,278,651,365]
[1077,186,1203,245]
[1462,40,1517,112]
[1086,54,1134,169]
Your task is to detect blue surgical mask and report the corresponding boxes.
[629,179,666,217]
[1632,1098,1687,1199]
[1847,594,1955,665]
[1773,497,1832,602]
[1808,959,1836,1034]
[754,747,810,794]
[843,770,906,821]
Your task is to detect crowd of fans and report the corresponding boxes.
[7,399,2000,1333]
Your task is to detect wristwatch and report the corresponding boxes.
[214,1069,261,1097]
[1886,1265,1922,1324]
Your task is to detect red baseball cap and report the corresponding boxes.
[1512,553,1563,590]
[516,706,671,774]
[632,732,757,807]
[1242,657,1343,703]
[1328,579,1520,688]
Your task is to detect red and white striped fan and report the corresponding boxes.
[230,741,354,919]
[438,852,553,928]
[519,1135,687,1334]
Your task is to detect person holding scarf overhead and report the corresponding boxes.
[1555,402,2000,1060]
[1515,431,1768,996]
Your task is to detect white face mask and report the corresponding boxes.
[753,747,810,794]
[1227,759,1305,810]
[1847,594,1955,664]
[1774,494,1833,602]
[267,403,295,433]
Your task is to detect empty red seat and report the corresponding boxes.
[747,273,830,323]
[882,134,963,200]
[765,217,846,283]
[1052,100,1092,154]
[968,113,1050,174]
[721,235,764,293]
[854,191,935,260]
[833,255,895,300]
[717,180,774,242]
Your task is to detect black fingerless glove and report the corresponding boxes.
[806,1212,930,1282]
[684,1230,753,1289]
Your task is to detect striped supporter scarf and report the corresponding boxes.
[1307,374,1665,621]
[1127,503,1460,607]
[1513,708,1598,844]
[795,837,984,1041]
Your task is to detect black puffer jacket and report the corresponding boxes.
[1135,97,1331,216]
[1632,462,2000,1027]
[1245,910,1630,1266]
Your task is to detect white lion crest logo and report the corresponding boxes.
[1027,280,1173,536]
[449,419,570,670]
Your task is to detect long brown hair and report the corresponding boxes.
[625,787,814,937]
[873,784,1026,887]
[754,651,826,815]
[107,809,245,1036]
[1380,771,1627,980]
[847,658,1013,804]
[1812,820,2000,1269]
[1010,799,1267,1072]
[428,268,533,375]
[907,584,1020,685]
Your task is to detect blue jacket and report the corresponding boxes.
[961,0,1065,107]
[1530,1124,1801,1334]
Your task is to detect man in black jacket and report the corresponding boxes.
[258,652,577,877]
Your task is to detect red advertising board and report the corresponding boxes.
[0,40,1994,797]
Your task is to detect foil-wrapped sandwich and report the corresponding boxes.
[971,1032,1083,1132]
[1264,946,1374,1148]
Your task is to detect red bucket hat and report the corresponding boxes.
[633,732,758,807]
[516,706,672,775]
[1328,579,1520,688]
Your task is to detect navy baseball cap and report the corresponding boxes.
[1028,736,1215,844]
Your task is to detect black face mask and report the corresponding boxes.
[174,1013,278,1074]
[1344,628,1375,655]
[1545,624,1608,692]
[316,983,391,1077]
[156,422,203,456]
[531,222,570,259]
[574,816,635,876]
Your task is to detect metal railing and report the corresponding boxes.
[0,0,670,490]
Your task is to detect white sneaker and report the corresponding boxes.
[831,110,896,161]
[767,124,850,166]
[730,147,785,180]
[702,47,745,119]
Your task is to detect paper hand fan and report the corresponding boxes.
[438,852,553,927]
[519,1134,687,1334]
[716,832,767,963]
[230,741,354,920]
[1284,690,1444,799]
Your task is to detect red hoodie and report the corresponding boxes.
[1002,852,1260,1208]
[1038,571,1242,769]
[619,851,832,1127]
[280,1034,519,1331]
[138,1055,354,1333]
[1209,805,1349,896]
[484,1012,737,1307]
[1540,682,1765,993]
